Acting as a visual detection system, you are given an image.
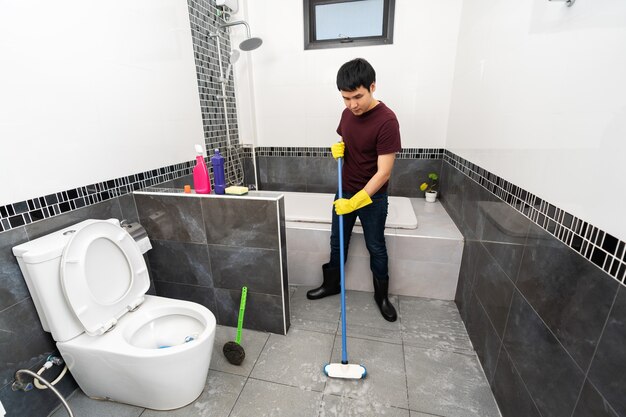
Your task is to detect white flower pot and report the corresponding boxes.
[425,191,438,203]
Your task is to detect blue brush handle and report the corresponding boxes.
[338,157,348,364]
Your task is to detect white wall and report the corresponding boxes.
[231,0,463,148]
[447,0,626,241]
[0,0,204,206]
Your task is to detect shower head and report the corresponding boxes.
[221,50,241,82]
[228,50,240,65]
[239,37,263,51]
[219,20,263,52]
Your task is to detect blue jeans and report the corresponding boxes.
[329,191,389,279]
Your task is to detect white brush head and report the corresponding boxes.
[324,363,367,379]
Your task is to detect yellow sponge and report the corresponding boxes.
[225,186,249,195]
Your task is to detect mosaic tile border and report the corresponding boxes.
[444,150,626,284]
[253,146,444,159]
[0,161,196,233]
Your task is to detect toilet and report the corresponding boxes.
[12,218,216,410]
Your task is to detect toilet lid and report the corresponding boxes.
[60,220,150,336]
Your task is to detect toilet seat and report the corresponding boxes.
[60,220,150,336]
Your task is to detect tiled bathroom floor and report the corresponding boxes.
[50,286,501,417]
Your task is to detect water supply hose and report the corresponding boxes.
[14,369,75,417]
[33,358,68,390]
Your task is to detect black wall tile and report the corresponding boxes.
[465,292,502,383]
[491,347,542,417]
[209,245,282,295]
[135,194,206,243]
[454,239,480,321]
[0,300,56,387]
[516,223,619,371]
[503,291,585,417]
[0,228,30,311]
[472,245,515,338]
[258,157,309,191]
[305,157,338,192]
[572,379,620,417]
[440,162,466,229]
[476,200,530,281]
[588,286,626,416]
[147,240,213,287]
[214,288,285,334]
[202,198,279,249]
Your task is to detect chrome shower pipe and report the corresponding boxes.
[219,20,251,38]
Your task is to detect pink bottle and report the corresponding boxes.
[193,144,211,194]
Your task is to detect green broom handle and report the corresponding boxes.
[235,286,248,345]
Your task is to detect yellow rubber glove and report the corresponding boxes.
[331,141,345,160]
[334,190,372,215]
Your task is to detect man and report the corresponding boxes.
[306,58,401,322]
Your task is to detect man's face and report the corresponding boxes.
[341,83,376,116]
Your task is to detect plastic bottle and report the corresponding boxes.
[193,145,211,194]
[211,148,226,195]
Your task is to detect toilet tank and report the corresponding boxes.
[12,219,118,342]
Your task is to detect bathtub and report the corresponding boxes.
[282,191,464,300]
[282,192,418,229]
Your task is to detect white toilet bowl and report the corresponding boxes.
[58,296,216,410]
[13,219,217,410]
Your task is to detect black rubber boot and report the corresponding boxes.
[307,263,341,300]
[373,276,397,322]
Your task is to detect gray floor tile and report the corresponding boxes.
[339,321,403,345]
[141,371,246,417]
[320,394,410,417]
[339,291,402,343]
[404,345,500,417]
[410,412,445,417]
[290,286,341,326]
[400,297,472,352]
[250,328,334,391]
[290,316,340,334]
[50,390,143,417]
[230,378,323,417]
[210,325,270,376]
[325,336,408,409]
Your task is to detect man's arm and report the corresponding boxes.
[363,153,396,196]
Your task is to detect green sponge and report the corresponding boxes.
[225,186,249,195]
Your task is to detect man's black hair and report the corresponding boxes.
[336,58,376,92]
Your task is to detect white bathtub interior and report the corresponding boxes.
[282,192,418,229]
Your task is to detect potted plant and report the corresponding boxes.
[420,172,439,202]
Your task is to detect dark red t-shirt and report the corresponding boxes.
[336,101,401,194]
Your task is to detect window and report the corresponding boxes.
[304,0,395,50]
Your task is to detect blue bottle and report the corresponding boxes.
[211,149,226,194]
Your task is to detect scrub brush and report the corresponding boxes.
[223,287,247,365]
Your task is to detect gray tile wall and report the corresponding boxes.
[440,160,625,417]
[134,192,289,335]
